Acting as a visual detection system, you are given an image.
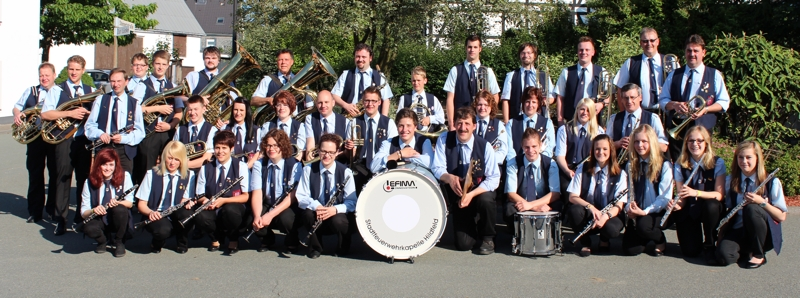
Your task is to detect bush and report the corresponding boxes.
[54,67,95,88]
[765,146,800,197]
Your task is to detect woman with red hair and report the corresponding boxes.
[80,148,134,257]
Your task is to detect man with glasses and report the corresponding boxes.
[501,42,554,123]
[343,86,398,195]
[127,53,150,102]
[605,83,669,160]
[614,28,664,114]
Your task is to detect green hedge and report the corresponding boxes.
[54,67,96,88]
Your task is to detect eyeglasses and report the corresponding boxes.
[318,150,337,156]
[363,99,380,105]
[640,39,658,44]
[687,139,705,144]
[132,64,148,68]
[265,144,279,149]
[274,103,289,109]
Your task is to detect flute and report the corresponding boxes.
[660,155,705,228]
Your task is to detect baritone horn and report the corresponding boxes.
[142,79,190,138]
[40,89,104,144]
[596,69,615,124]
[196,43,260,125]
[536,54,555,119]
[12,105,43,144]
[668,95,707,140]
[662,54,681,86]
[185,141,208,160]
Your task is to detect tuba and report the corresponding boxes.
[184,140,208,160]
[40,89,104,144]
[668,95,707,140]
[254,47,337,126]
[196,43,260,125]
[12,105,43,144]
[142,79,190,138]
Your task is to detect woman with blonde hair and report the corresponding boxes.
[135,141,197,254]
[555,97,604,194]
[623,124,673,256]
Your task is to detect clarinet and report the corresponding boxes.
[660,157,704,228]
[570,188,629,245]
[133,193,205,231]
[179,176,245,227]
[72,184,139,232]
[299,176,351,247]
[85,124,135,151]
[243,181,299,243]
[716,168,780,232]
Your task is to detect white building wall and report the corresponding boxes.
[138,31,173,53]
[48,43,96,72]
[0,0,41,117]
[184,36,203,72]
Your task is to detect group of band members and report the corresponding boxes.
[14,28,786,268]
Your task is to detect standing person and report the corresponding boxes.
[659,34,730,160]
[395,66,445,132]
[222,97,259,169]
[606,83,669,158]
[257,90,306,161]
[250,130,303,253]
[370,108,434,173]
[504,128,561,228]
[127,53,149,102]
[506,87,555,158]
[13,63,58,223]
[472,90,507,164]
[614,28,664,112]
[79,148,134,257]
[331,43,393,116]
[295,134,358,259]
[622,125,673,256]
[666,126,725,263]
[136,141,196,254]
[443,34,501,131]
[173,95,217,170]
[432,107,500,254]
[193,131,250,255]
[84,68,146,173]
[185,46,231,128]
[566,134,627,257]
[554,36,607,126]
[134,50,184,184]
[716,141,787,269]
[554,98,604,197]
[304,91,349,162]
[251,49,312,112]
[343,86,398,193]
[501,42,554,123]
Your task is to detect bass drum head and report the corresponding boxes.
[356,167,447,260]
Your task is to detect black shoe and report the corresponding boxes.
[477,240,495,255]
[579,247,591,257]
[257,245,271,253]
[225,246,239,255]
[286,246,299,254]
[54,221,66,236]
[746,257,767,269]
[176,247,188,254]
[597,242,611,253]
[114,243,126,258]
[307,250,321,259]
[335,248,350,257]
[151,246,162,254]
[26,216,36,223]
[191,229,204,240]
[704,249,719,266]
[95,243,106,254]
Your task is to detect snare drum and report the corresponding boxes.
[512,211,562,256]
[356,163,447,261]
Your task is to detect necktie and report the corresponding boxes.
[647,58,658,104]
[358,71,366,100]
[457,143,468,177]
[469,64,477,81]
[280,75,287,85]
[479,120,486,138]
[575,127,587,164]
[469,64,477,95]
[280,123,287,133]
[322,118,329,134]
[416,94,424,106]
[635,161,648,204]
[525,163,538,201]
[524,70,533,88]
[682,69,694,102]
[235,127,243,155]
[102,180,113,205]
[268,164,277,205]
[161,175,175,211]
[209,73,214,81]
[73,85,81,98]
[577,68,587,96]
[158,79,166,93]
[625,113,635,137]
[745,178,754,193]
[322,170,331,204]
[593,170,606,208]
[217,165,226,189]
[365,118,375,164]
[110,97,119,132]
[191,126,198,142]
[526,119,534,129]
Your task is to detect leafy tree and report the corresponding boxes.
[54,66,95,87]
[40,0,158,62]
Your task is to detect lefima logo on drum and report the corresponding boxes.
[383,180,416,192]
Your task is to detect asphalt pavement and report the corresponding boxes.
[0,127,797,297]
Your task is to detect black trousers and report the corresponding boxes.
[96,144,133,174]
[26,137,48,219]
[194,203,246,243]
[302,209,354,254]
[566,204,624,247]
[673,199,723,257]
[502,199,564,232]
[351,160,372,197]
[716,204,774,265]
[444,186,497,251]
[134,131,170,184]
[70,135,92,223]
[45,139,74,222]
[143,208,193,249]
[253,204,302,247]
[623,211,667,255]
[83,205,130,245]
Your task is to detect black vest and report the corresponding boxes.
[563,64,602,122]
[508,69,523,117]
[725,177,782,254]
[191,70,212,95]
[146,169,190,211]
[265,74,285,98]
[453,63,475,109]
[627,55,644,88]
[515,154,553,200]
[564,124,592,165]
[95,93,139,159]
[387,133,427,155]
[400,92,436,110]
[510,114,547,156]
[679,156,720,209]
[474,117,501,144]
[579,166,622,209]
[89,181,125,208]
[340,68,383,104]
[667,66,718,132]
[308,161,347,204]
[611,110,654,142]
[632,160,667,205]
[354,115,391,158]
[178,121,213,156]
[444,133,488,186]
[267,118,302,145]
[310,112,347,144]
[203,160,243,198]
[142,78,180,125]
[23,85,42,109]
[260,158,298,205]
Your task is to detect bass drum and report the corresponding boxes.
[356,163,447,262]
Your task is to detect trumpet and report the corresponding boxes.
[618,117,641,165]
[291,144,303,160]
[348,121,364,164]
[184,140,208,160]
[303,150,319,165]
[668,95,708,140]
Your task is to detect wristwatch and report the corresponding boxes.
[584,203,592,210]
[760,201,768,208]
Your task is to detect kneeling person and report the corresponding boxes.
[80,149,134,257]
[504,128,561,227]
[370,108,433,173]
